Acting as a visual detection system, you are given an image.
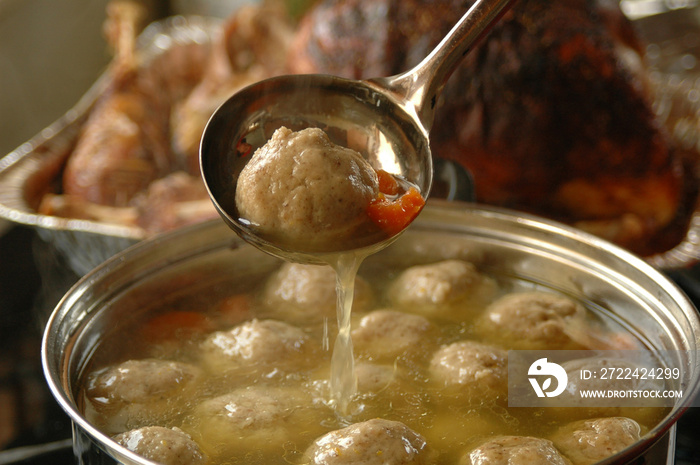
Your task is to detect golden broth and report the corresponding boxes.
[77,244,668,465]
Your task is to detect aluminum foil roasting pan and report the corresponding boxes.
[0,15,221,275]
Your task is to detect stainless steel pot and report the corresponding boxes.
[42,201,700,464]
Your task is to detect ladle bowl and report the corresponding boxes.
[200,0,515,262]
[200,74,434,262]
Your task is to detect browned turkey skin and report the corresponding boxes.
[171,3,294,175]
[61,1,173,207]
[42,3,294,236]
[288,0,697,256]
[42,1,220,235]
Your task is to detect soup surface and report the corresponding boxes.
[79,235,668,465]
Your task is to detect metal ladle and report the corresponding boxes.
[200,0,515,262]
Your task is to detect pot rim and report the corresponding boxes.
[41,200,700,464]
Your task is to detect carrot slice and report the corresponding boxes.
[216,294,253,326]
[367,187,425,236]
[141,311,213,343]
[376,169,400,196]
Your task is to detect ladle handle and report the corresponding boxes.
[370,0,516,132]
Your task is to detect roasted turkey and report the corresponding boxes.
[171,3,294,175]
[287,0,698,256]
[61,0,173,207]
